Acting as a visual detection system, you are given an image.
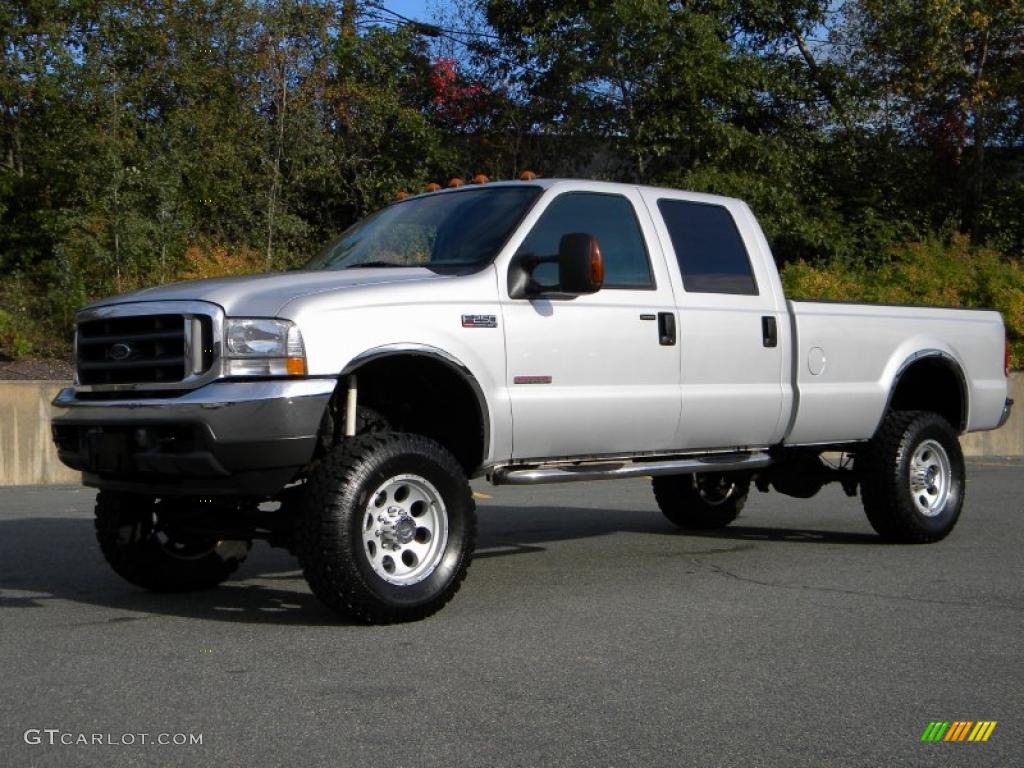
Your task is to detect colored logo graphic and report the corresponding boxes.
[921,721,997,742]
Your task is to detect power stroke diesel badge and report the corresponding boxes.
[461,314,497,328]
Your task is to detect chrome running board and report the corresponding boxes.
[490,452,772,486]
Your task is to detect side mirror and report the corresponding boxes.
[558,233,604,295]
[507,233,604,299]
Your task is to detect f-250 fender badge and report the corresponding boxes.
[461,314,497,328]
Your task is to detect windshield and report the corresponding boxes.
[305,186,542,271]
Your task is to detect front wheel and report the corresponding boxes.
[296,432,476,623]
[652,472,751,529]
[94,492,251,592]
[859,410,965,543]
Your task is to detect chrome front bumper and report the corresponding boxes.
[51,378,336,496]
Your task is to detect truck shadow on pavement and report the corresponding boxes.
[474,505,881,553]
[672,525,880,545]
[0,517,346,625]
[0,506,879,624]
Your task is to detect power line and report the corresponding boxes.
[364,2,501,40]
[363,2,627,106]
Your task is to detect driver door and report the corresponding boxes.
[501,188,682,460]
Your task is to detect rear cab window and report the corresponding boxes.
[657,199,758,296]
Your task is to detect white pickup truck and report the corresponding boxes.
[51,179,1012,622]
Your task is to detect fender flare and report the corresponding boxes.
[339,343,491,461]
[879,349,968,434]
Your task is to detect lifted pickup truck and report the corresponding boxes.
[52,179,1012,622]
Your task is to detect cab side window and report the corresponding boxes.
[518,192,654,289]
[658,199,758,295]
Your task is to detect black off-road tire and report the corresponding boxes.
[859,410,965,543]
[652,472,751,529]
[296,432,476,624]
[95,491,250,592]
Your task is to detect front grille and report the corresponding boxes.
[77,314,192,385]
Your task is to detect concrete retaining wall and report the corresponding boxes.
[960,372,1023,458]
[1,376,1020,487]
[1,381,79,486]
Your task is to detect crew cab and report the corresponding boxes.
[51,179,1013,623]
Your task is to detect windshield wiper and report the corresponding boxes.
[340,260,412,269]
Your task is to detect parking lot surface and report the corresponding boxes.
[1,462,1021,767]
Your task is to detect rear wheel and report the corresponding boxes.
[859,410,965,543]
[94,492,251,592]
[297,432,476,623]
[652,472,751,529]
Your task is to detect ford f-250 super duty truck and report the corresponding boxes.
[51,179,1012,623]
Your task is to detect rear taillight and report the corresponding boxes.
[1005,335,1011,377]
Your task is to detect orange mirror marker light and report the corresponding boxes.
[590,240,604,288]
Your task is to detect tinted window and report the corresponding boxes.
[658,200,758,295]
[518,192,654,289]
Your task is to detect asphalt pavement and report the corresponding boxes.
[1,461,1021,767]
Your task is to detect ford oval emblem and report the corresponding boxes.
[107,342,134,361]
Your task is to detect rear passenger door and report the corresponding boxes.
[641,193,789,450]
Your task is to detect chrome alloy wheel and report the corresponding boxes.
[362,474,449,585]
[694,474,738,507]
[908,439,952,517]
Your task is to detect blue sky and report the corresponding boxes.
[376,0,435,23]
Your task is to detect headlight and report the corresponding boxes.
[224,318,307,376]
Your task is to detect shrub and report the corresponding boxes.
[181,242,265,280]
[782,234,1024,368]
[0,308,32,359]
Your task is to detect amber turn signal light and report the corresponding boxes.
[590,241,604,287]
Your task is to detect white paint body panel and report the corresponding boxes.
[497,183,682,459]
[283,268,514,466]
[786,301,1007,444]
[638,190,791,450]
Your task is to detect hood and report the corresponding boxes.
[85,268,452,317]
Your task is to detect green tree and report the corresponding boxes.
[480,1,884,262]
[850,0,1024,245]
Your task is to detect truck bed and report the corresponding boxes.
[785,300,1007,445]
